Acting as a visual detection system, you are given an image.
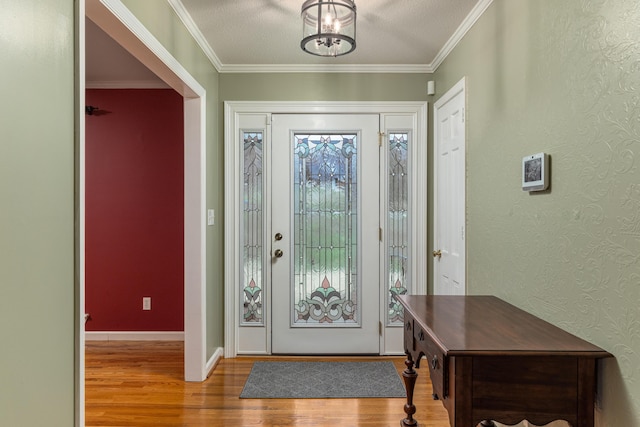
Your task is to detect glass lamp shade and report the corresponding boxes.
[301,0,356,57]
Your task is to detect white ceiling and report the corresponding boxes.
[86,0,491,83]
[176,0,485,72]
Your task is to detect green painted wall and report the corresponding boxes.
[434,0,640,424]
[121,0,223,356]
[0,1,76,425]
[219,73,431,102]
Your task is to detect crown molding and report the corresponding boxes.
[167,0,223,72]
[219,63,434,74]
[430,0,494,71]
[86,80,171,89]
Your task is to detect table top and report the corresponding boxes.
[398,295,612,358]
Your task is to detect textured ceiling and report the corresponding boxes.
[179,0,484,70]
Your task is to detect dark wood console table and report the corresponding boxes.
[398,295,612,427]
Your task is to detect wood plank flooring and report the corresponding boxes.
[85,341,451,427]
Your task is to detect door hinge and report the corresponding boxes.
[462,108,465,123]
[379,321,383,336]
[378,131,385,147]
[379,227,383,241]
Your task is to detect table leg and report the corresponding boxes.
[401,351,419,427]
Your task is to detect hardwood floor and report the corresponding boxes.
[85,341,451,427]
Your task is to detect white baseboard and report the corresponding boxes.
[206,347,224,378]
[85,331,185,341]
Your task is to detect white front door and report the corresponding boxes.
[433,79,466,295]
[271,114,381,354]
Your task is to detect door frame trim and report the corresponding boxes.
[224,101,428,357]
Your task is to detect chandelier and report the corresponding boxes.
[301,0,357,57]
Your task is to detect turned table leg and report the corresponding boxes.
[401,351,419,427]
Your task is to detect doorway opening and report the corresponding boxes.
[83,0,208,379]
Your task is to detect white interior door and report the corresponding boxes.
[433,79,466,295]
[271,114,380,354]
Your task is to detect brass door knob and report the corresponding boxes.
[274,249,284,258]
[432,250,442,259]
[274,233,283,241]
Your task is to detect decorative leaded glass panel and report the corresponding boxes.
[293,134,358,325]
[242,132,263,324]
[388,133,409,324]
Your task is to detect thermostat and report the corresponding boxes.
[522,152,549,191]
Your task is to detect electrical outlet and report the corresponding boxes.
[143,297,151,310]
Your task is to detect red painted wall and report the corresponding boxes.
[85,89,184,331]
